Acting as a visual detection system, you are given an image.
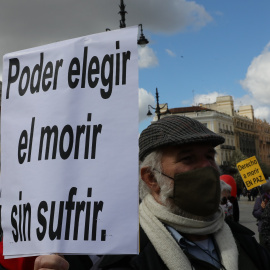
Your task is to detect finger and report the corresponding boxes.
[34,254,69,270]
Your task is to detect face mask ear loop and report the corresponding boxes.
[153,168,174,181]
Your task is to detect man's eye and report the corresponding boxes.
[181,156,192,161]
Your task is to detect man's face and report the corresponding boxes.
[221,190,230,199]
[149,143,219,215]
[160,143,219,179]
[140,143,219,210]
[145,143,219,208]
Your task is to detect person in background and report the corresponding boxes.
[250,188,259,201]
[261,192,270,252]
[247,189,252,201]
[220,181,233,220]
[237,186,242,200]
[220,174,239,222]
[242,187,247,197]
[253,181,270,246]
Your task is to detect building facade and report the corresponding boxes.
[200,96,257,159]
[255,119,270,165]
[154,95,270,166]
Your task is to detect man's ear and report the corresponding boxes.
[141,167,160,194]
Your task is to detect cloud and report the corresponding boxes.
[131,0,212,33]
[165,49,176,57]
[139,88,155,122]
[0,0,212,77]
[193,90,270,124]
[239,42,270,122]
[240,42,270,104]
[138,46,159,68]
[214,11,223,17]
[233,94,270,123]
[174,40,270,124]
[193,91,226,105]
[233,94,256,109]
[254,107,270,121]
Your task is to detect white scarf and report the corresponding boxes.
[139,194,239,270]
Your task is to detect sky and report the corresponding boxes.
[0,0,269,133]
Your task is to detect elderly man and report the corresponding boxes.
[35,116,270,270]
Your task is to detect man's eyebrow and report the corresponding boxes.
[174,147,217,157]
[175,148,193,156]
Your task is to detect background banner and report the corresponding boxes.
[237,156,266,190]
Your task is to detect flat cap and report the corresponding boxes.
[139,115,225,161]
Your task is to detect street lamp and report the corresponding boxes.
[119,0,127,28]
[107,0,149,47]
[147,88,169,120]
[137,24,149,47]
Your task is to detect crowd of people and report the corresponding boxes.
[1,115,270,270]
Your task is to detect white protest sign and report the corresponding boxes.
[1,26,139,257]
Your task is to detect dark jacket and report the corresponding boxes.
[261,201,270,249]
[66,220,270,270]
[232,198,240,222]
[226,218,270,270]
[252,196,264,232]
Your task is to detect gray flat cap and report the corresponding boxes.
[139,115,225,161]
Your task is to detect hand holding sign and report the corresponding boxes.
[34,255,69,270]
